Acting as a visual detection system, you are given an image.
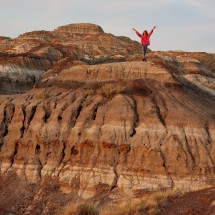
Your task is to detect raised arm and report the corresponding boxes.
[132,28,142,38]
[149,26,156,37]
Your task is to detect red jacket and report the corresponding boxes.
[135,29,154,45]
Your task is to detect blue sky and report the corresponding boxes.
[1,0,215,52]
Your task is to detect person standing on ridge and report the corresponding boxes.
[132,26,156,61]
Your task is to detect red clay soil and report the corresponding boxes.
[158,187,215,215]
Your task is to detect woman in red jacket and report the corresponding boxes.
[132,26,156,61]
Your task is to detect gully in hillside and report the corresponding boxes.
[132,26,156,61]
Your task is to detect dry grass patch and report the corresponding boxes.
[100,189,184,215]
[96,83,126,98]
[83,83,126,99]
[37,91,50,99]
[77,204,99,215]
[85,88,94,96]
[63,203,99,215]
[61,187,213,215]
[82,95,93,107]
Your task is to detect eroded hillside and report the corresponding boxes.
[0,23,140,94]
[0,23,215,214]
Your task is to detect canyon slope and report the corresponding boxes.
[0,23,215,214]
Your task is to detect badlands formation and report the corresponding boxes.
[0,23,215,213]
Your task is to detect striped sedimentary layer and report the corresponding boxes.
[0,51,214,198]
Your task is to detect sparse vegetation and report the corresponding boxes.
[63,203,99,215]
[142,109,155,116]
[96,83,126,98]
[85,89,95,96]
[84,83,126,99]
[77,204,99,215]
[82,95,93,107]
[83,56,112,65]
[37,91,50,99]
[100,189,184,215]
[50,184,214,215]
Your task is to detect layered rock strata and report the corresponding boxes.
[0,23,141,94]
[54,23,104,34]
[0,51,214,199]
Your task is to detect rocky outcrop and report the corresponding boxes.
[0,50,214,200]
[0,23,140,94]
[54,23,104,34]
[0,54,52,94]
[0,36,11,44]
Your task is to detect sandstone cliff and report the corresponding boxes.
[54,23,104,34]
[0,23,215,214]
[0,50,215,198]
